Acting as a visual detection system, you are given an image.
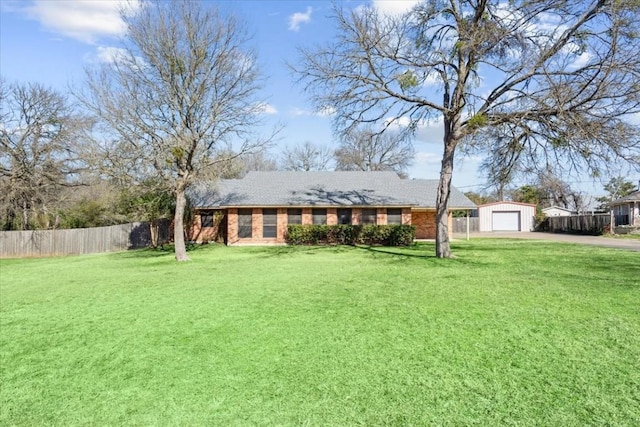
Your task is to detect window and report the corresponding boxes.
[312,209,327,225]
[238,209,252,238]
[287,209,302,225]
[201,210,214,228]
[263,209,277,238]
[337,208,352,225]
[387,208,402,225]
[361,209,377,225]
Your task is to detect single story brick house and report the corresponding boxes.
[187,171,476,244]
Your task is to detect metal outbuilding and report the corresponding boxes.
[477,201,537,232]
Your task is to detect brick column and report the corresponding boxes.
[302,208,312,225]
[227,208,238,243]
[327,208,337,225]
[351,208,361,225]
[252,208,262,239]
[401,208,412,225]
[277,208,287,242]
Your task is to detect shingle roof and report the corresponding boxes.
[610,190,640,205]
[189,171,476,209]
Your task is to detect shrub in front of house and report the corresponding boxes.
[286,225,415,246]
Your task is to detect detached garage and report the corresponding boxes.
[478,202,536,232]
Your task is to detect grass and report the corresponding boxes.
[1,240,639,426]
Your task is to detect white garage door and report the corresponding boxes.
[492,211,521,231]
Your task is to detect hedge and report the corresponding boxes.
[285,224,416,246]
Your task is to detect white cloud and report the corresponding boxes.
[422,72,441,87]
[316,106,336,117]
[372,0,420,16]
[290,107,311,117]
[94,46,129,64]
[257,103,278,115]
[568,52,591,70]
[415,117,444,144]
[626,112,640,125]
[84,45,146,70]
[288,6,312,32]
[414,151,441,165]
[289,106,334,117]
[23,0,139,44]
[384,116,412,129]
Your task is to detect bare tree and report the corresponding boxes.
[207,148,278,179]
[0,79,89,230]
[282,141,333,171]
[536,171,577,209]
[79,0,275,261]
[295,1,640,258]
[334,127,414,178]
[509,171,584,210]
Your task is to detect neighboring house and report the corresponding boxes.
[610,189,640,227]
[477,201,537,232]
[542,206,576,217]
[188,171,476,244]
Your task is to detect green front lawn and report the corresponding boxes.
[1,240,639,425]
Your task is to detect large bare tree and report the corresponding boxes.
[282,141,333,171]
[295,0,640,258]
[334,127,414,178]
[80,0,274,261]
[207,148,278,179]
[0,79,88,230]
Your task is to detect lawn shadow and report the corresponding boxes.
[248,244,356,258]
[112,242,219,260]
[354,244,436,259]
[249,243,437,259]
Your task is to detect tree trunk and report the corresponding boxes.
[150,220,159,249]
[173,187,190,261]
[435,136,457,258]
[22,199,29,231]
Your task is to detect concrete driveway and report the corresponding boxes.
[454,232,640,252]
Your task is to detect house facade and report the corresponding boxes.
[610,190,640,227]
[542,206,575,217]
[188,171,476,245]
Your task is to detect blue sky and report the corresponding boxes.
[1,0,635,201]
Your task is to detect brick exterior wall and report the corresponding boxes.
[402,208,412,225]
[190,210,225,243]
[200,206,451,245]
[327,208,337,225]
[351,208,361,225]
[252,208,262,239]
[411,210,453,239]
[412,210,435,239]
[277,208,287,241]
[227,208,238,244]
[302,208,312,225]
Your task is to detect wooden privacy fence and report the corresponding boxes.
[452,217,479,233]
[0,220,170,258]
[547,214,610,234]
